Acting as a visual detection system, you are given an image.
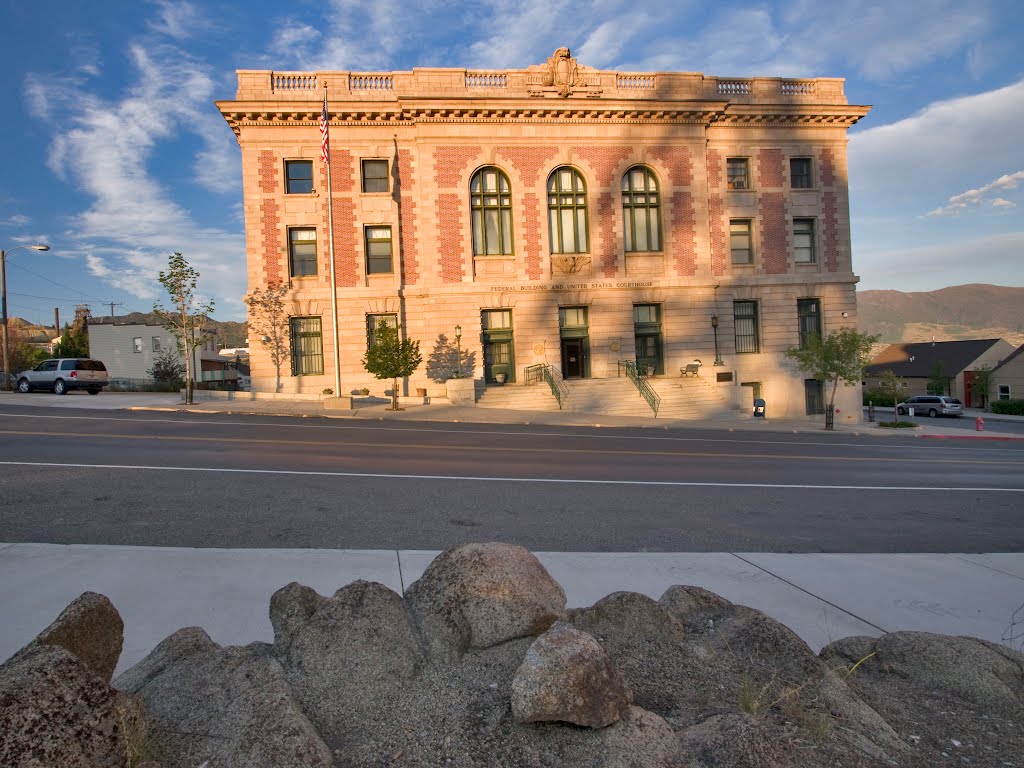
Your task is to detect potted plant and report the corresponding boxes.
[494,372,507,384]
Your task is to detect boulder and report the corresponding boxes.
[405,542,566,661]
[677,712,790,768]
[512,621,632,727]
[12,591,123,683]
[116,627,332,768]
[0,645,127,768]
[270,580,424,748]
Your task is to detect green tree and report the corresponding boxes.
[785,327,880,429]
[927,361,950,396]
[147,348,186,387]
[363,319,422,411]
[153,252,215,404]
[245,283,289,393]
[54,321,89,358]
[877,370,905,423]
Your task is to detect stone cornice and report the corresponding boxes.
[216,99,869,138]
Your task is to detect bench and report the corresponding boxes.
[680,362,701,378]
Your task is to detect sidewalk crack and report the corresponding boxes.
[730,553,889,635]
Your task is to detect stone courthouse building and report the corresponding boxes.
[217,49,870,419]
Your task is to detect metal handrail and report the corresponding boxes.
[622,361,660,417]
[524,364,568,410]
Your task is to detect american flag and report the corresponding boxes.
[319,94,330,164]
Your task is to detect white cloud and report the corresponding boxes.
[927,171,1024,216]
[148,0,210,40]
[1,214,31,228]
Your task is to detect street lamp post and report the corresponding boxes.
[1,244,51,391]
[454,324,462,378]
[711,314,724,366]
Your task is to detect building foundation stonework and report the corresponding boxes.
[218,50,870,420]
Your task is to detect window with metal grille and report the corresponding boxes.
[733,301,760,353]
[727,158,750,190]
[797,298,822,349]
[365,226,393,274]
[361,159,389,193]
[471,168,513,256]
[622,166,661,252]
[289,227,317,277]
[366,313,397,350]
[790,157,813,189]
[794,218,816,263]
[290,316,323,375]
[285,160,313,194]
[547,167,589,254]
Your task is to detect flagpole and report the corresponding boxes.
[322,84,341,396]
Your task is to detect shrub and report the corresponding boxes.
[991,399,1024,416]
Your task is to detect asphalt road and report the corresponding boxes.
[1,406,1021,552]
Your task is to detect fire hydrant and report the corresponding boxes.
[976,416,984,432]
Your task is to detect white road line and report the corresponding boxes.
[1,460,1020,491]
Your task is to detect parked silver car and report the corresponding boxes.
[896,395,964,418]
[16,358,109,395]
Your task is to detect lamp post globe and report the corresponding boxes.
[1,244,51,392]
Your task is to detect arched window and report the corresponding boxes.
[547,167,589,254]
[470,167,513,255]
[622,166,661,252]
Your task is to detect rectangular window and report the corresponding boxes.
[289,227,318,277]
[797,298,822,349]
[730,219,753,264]
[361,159,389,193]
[482,309,512,330]
[733,301,760,353]
[727,158,750,190]
[365,226,393,274]
[285,160,313,194]
[793,218,816,263]
[998,385,1011,400]
[804,379,825,415]
[289,317,323,375]
[366,313,398,349]
[790,158,813,189]
[152,337,162,353]
[559,306,588,328]
[133,337,143,353]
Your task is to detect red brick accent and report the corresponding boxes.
[759,192,789,275]
[819,148,835,187]
[707,149,722,189]
[436,193,465,283]
[593,192,618,277]
[258,151,278,194]
[522,193,543,280]
[668,191,697,276]
[397,149,420,284]
[434,146,482,188]
[757,149,785,188]
[328,150,354,194]
[496,146,559,187]
[260,199,281,285]
[572,146,632,187]
[647,146,694,187]
[709,192,726,275]
[823,190,839,272]
[328,198,358,287]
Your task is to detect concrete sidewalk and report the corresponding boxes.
[2,543,1022,676]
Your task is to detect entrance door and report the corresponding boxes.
[562,340,583,379]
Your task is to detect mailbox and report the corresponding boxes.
[753,398,766,418]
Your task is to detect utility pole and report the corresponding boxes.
[105,301,122,326]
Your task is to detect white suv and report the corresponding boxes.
[17,358,109,395]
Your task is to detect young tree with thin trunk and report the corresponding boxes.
[153,252,215,405]
[363,319,422,411]
[246,283,290,393]
[878,370,905,423]
[785,327,880,429]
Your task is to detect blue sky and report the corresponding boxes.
[1,0,1022,325]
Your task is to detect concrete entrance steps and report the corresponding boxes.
[474,374,737,419]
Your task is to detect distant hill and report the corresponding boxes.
[857,284,1024,347]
